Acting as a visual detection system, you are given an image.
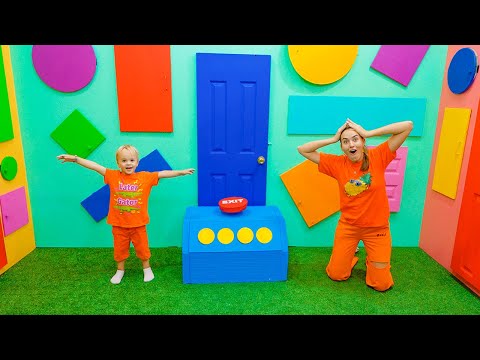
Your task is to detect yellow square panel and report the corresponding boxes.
[432,107,471,199]
[281,160,339,227]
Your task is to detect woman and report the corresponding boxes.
[297,118,413,291]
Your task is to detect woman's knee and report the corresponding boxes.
[326,265,351,281]
[366,261,393,292]
[327,256,359,281]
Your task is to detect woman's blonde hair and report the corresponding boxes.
[360,145,370,172]
[340,126,370,172]
[115,144,139,162]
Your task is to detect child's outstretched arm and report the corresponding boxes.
[57,154,106,176]
[157,168,195,179]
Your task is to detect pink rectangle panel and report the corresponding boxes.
[0,217,7,268]
[368,145,408,212]
[0,186,29,236]
[371,45,430,86]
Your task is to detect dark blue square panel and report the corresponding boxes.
[81,185,110,222]
[136,148,172,172]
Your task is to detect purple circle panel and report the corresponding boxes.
[32,45,97,93]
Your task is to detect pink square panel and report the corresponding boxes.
[0,186,29,236]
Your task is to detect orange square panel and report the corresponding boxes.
[281,160,340,227]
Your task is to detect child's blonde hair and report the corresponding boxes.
[116,144,139,162]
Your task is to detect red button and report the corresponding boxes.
[218,196,248,213]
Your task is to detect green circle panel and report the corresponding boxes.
[1,156,18,181]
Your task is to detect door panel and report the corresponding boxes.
[368,145,408,212]
[196,53,271,206]
[384,146,408,212]
[452,102,480,295]
[432,107,471,199]
[114,45,172,132]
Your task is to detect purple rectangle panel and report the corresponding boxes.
[370,45,430,86]
[0,186,29,236]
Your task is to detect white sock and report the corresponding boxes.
[143,267,154,282]
[110,269,125,284]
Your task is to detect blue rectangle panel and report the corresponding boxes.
[287,95,426,136]
[184,206,286,252]
[184,251,287,284]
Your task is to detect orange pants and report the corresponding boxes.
[326,220,394,292]
[112,225,151,262]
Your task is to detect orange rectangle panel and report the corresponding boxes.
[114,45,172,132]
[281,160,340,227]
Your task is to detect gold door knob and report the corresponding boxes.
[257,156,265,165]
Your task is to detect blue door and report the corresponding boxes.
[196,53,271,206]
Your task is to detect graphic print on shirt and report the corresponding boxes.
[344,172,372,197]
[113,180,144,214]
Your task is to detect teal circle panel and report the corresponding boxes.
[447,48,478,94]
[1,156,18,181]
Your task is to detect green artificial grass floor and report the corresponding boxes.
[0,246,478,315]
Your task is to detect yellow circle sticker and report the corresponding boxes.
[198,228,215,245]
[218,228,234,244]
[256,227,273,244]
[237,227,254,244]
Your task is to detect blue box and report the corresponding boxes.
[182,205,288,284]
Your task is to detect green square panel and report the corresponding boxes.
[0,46,14,143]
[51,109,106,158]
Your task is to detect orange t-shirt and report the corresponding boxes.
[104,169,159,228]
[318,140,395,227]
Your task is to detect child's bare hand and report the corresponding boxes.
[57,154,76,163]
[182,168,195,175]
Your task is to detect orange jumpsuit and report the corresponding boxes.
[104,169,159,262]
[318,140,395,291]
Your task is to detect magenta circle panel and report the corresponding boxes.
[32,45,97,93]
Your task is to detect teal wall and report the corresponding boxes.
[9,45,448,248]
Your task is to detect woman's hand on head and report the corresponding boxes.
[346,118,368,138]
[333,121,348,142]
